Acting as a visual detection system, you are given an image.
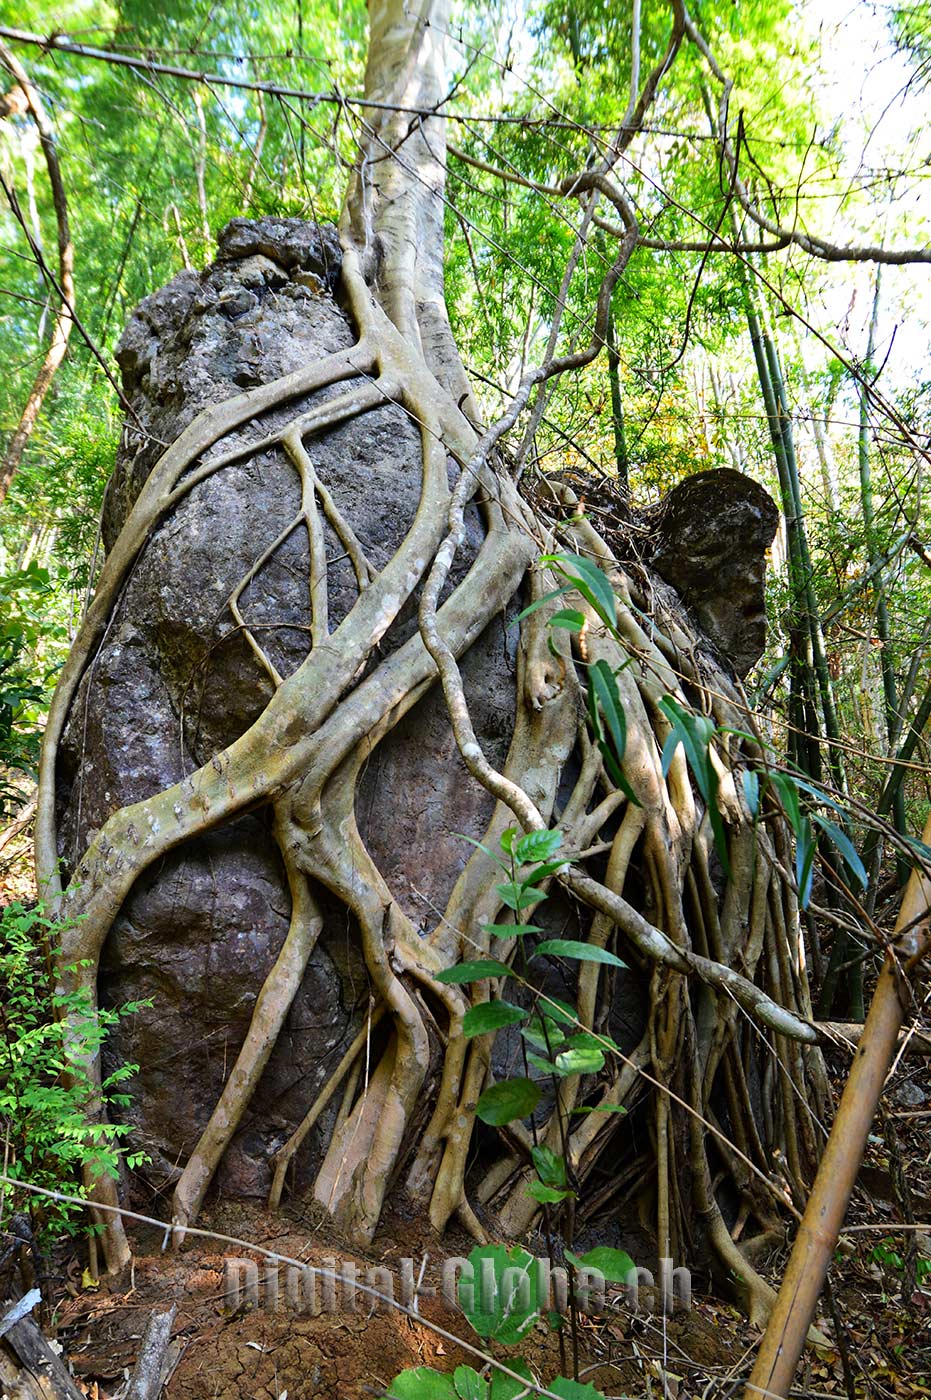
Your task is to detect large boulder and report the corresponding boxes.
[58,219,516,1198]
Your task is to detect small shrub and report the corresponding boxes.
[0,899,148,1244]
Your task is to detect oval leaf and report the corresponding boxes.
[475,1077,541,1126]
[535,939,627,968]
[435,960,510,985]
[463,1001,527,1038]
[565,1245,636,1283]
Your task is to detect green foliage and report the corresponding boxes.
[0,900,149,1242]
[870,1236,931,1285]
[387,1242,609,1398]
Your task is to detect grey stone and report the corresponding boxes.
[646,468,779,678]
[60,219,515,1201]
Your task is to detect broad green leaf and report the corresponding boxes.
[550,1378,607,1399]
[565,1245,636,1282]
[522,1012,568,1051]
[526,1051,559,1074]
[435,960,510,985]
[463,1001,527,1037]
[535,939,627,968]
[526,1180,575,1203]
[555,1044,605,1076]
[388,1367,457,1399]
[496,880,548,911]
[475,1078,540,1126]
[453,1366,488,1400]
[459,1244,544,1343]
[489,1360,535,1400]
[536,996,579,1025]
[513,828,563,863]
[530,1143,566,1187]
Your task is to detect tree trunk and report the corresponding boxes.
[37,0,827,1312]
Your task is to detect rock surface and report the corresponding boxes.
[58,221,776,1212]
[59,219,517,1199]
[646,468,779,678]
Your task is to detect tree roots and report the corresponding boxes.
[39,176,828,1317]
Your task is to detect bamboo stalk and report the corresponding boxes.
[744,812,931,1400]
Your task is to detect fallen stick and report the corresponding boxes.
[2,1311,85,1400]
[126,1305,177,1400]
[817,1020,931,1055]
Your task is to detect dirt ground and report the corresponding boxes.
[3,838,931,1397]
[41,1125,931,1400]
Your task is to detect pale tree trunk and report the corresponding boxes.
[0,44,74,504]
[37,0,826,1320]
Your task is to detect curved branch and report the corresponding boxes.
[682,5,931,265]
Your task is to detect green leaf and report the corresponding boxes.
[570,1102,628,1116]
[463,1001,528,1038]
[536,996,579,1025]
[597,737,642,806]
[541,552,618,632]
[526,1180,575,1203]
[526,1051,559,1074]
[767,771,803,836]
[555,1044,605,1076]
[388,1368,457,1399]
[534,939,627,968]
[548,609,586,632]
[521,1012,567,1051]
[515,584,572,622]
[496,880,548,911]
[489,1360,535,1400]
[435,960,510,984]
[456,833,509,871]
[590,658,627,763]
[513,828,563,864]
[521,857,570,887]
[795,816,817,911]
[550,1378,606,1399]
[480,922,545,938]
[565,1245,636,1282]
[454,1366,488,1400]
[530,1143,566,1187]
[659,695,729,874]
[812,812,867,890]
[459,1245,545,1344]
[742,769,760,819]
[475,1078,541,1126]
